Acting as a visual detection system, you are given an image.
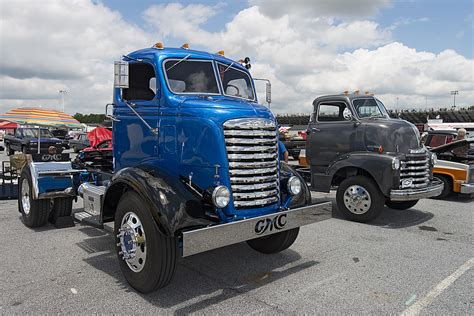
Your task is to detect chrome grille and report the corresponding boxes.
[223,118,279,209]
[400,152,430,189]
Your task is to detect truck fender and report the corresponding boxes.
[102,166,214,236]
[327,153,397,196]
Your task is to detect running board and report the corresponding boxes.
[73,211,103,229]
[182,201,332,257]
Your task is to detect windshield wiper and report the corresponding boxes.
[166,54,191,71]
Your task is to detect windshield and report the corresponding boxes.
[352,98,389,119]
[217,63,255,100]
[23,128,54,138]
[164,59,219,94]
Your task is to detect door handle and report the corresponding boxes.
[307,127,320,133]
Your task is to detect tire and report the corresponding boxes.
[6,143,14,156]
[50,197,73,222]
[115,191,177,293]
[385,200,418,210]
[433,175,452,198]
[18,167,51,227]
[336,175,384,223]
[247,228,299,254]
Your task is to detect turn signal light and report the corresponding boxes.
[153,42,164,49]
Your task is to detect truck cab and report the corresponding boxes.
[305,93,443,222]
[16,43,332,293]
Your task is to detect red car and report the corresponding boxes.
[75,128,113,171]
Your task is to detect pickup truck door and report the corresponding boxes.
[306,101,357,171]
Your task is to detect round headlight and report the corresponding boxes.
[212,186,230,208]
[287,176,302,195]
[392,157,400,170]
[431,152,437,165]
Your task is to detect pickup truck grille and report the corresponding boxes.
[399,152,430,189]
[223,118,279,209]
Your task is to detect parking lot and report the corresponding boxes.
[0,150,472,314]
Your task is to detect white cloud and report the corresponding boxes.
[0,0,153,113]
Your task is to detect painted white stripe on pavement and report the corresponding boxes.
[401,257,474,316]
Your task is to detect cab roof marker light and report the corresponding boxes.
[217,50,225,56]
[354,90,360,95]
[181,43,189,50]
[343,90,349,95]
[153,42,164,49]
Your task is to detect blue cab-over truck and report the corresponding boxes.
[16,43,331,293]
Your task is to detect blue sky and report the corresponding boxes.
[102,0,473,57]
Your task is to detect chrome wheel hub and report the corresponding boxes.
[21,178,31,215]
[343,185,371,214]
[117,212,146,273]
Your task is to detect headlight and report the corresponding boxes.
[392,157,400,170]
[430,152,437,165]
[212,186,230,208]
[287,176,302,195]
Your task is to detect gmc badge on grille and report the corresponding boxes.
[254,214,287,235]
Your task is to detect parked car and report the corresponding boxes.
[423,130,457,148]
[51,129,70,149]
[75,139,113,171]
[3,127,63,155]
[430,139,474,197]
[69,133,90,153]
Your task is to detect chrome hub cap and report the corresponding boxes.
[343,185,371,214]
[21,178,31,215]
[117,212,146,273]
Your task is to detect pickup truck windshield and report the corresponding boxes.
[23,128,54,138]
[217,63,255,101]
[352,98,389,119]
[164,60,219,94]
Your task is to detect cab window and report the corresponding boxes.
[123,63,156,101]
[317,103,352,122]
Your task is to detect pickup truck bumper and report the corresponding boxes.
[181,201,332,257]
[460,183,474,194]
[389,179,444,201]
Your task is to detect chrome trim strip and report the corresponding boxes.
[230,174,278,183]
[232,182,278,191]
[228,161,276,169]
[225,138,277,145]
[226,145,277,152]
[228,153,277,160]
[390,179,444,201]
[223,118,276,130]
[181,202,332,257]
[233,196,279,207]
[229,167,277,176]
[233,189,279,199]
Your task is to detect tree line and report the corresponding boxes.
[73,113,107,124]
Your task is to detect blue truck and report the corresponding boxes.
[16,43,331,293]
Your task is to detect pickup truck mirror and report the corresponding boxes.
[114,61,129,89]
[265,82,271,105]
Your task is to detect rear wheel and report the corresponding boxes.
[247,228,299,254]
[433,175,452,198]
[18,167,51,227]
[115,191,177,293]
[336,175,384,223]
[385,200,418,210]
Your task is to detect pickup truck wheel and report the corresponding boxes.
[247,228,299,254]
[18,167,51,227]
[385,200,418,210]
[433,175,452,198]
[115,191,177,293]
[6,144,14,156]
[336,176,384,223]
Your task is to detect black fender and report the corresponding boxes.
[102,166,214,236]
[326,152,399,196]
[280,162,312,208]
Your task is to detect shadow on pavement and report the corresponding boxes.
[79,229,319,313]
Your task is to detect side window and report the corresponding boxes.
[122,63,156,101]
[317,103,351,122]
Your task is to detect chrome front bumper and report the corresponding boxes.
[181,202,332,257]
[460,183,474,194]
[389,179,444,201]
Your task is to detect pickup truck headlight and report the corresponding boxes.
[392,157,400,170]
[212,186,230,208]
[430,152,437,165]
[287,176,302,195]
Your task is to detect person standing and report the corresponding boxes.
[278,140,289,163]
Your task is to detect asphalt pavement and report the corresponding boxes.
[0,149,472,314]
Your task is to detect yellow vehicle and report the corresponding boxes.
[431,139,474,198]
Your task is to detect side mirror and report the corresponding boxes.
[265,82,271,105]
[114,61,129,88]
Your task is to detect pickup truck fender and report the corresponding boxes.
[324,152,398,196]
[102,166,215,236]
[281,162,312,208]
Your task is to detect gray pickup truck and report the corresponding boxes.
[303,93,443,222]
[3,127,63,155]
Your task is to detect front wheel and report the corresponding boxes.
[115,191,177,293]
[385,200,418,210]
[336,175,384,223]
[247,228,299,254]
[18,167,51,227]
[433,175,452,198]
